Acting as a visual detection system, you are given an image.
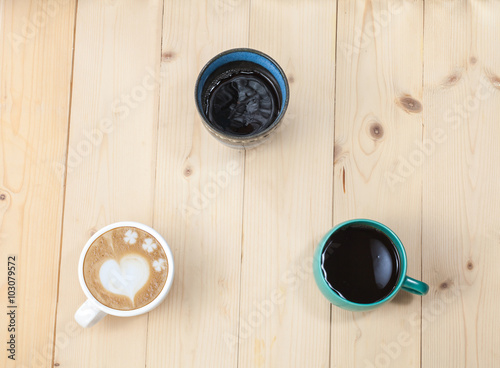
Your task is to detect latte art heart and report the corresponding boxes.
[99,255,150,303]
[83,226,169,311]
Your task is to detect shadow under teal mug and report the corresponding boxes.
[313,219,429,311]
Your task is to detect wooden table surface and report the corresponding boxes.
[1,0,500,367]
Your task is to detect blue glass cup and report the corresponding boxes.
[195,48,289,149]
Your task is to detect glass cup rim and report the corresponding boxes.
[316,219,408,307]
[77,221,175,317]
[194,47,290,143]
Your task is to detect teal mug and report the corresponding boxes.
[313,219,429,311]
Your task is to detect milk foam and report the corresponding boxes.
[99,254,150,303]
[84,226,169,310]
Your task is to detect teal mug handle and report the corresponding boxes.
[402,276,429,296]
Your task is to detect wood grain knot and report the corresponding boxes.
[54,363,60,367]
[443,71,462,87]
[439,281,449,290]
[469,56,477,65]
[488,74,500,90]
[183,166,193,177]
[89,228,98,237]
[0,191,10,211]
[466,261,474,270]
[369,123,384,140]
[161,52,175,61]
[396,95,422,114]
[288,74,295,83]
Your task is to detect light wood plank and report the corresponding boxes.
[422,1,500,367]
[0,1,76,366]
[237,1,336,367]
[333,1,423,367]
[54,1,163,367]
[145,0,248,367]
[4,1,500,367]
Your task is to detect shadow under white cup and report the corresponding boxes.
[74,222,175,328]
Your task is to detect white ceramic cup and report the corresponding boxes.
[74,221,174,328]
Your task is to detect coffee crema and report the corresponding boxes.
[83,227,168,311]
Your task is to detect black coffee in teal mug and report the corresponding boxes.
[313,219,429,311]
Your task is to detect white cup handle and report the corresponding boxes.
[75,299,107,328]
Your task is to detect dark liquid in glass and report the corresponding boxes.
[202,61,282,136]
[321,224,400,304]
